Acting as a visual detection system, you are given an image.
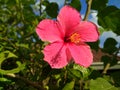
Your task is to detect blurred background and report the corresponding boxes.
[0,0,120,90]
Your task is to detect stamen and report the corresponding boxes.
[70,33,80,44]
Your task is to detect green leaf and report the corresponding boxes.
[0,87,3,90]
[0,51,25,74]
[91,0,108,11]
[89,70,102,79]
[70,0,81,11]
[0,77,10,82]
[110,71,120,87]
[104,38,117,48]
[46,2,58,18]
[62,80,75,90]
[0,61,25,75]
[0,77,12,84]
[89,78,118,90]
[42,0,49,6]
[102,38,117,54]
[73,64,92,78]
[98,27,106,35]
[68,68,82,79]
[15,43,29,49]
[101,55,118,67]
[87,40,99,51]
[0,76,15,86]
[0,51,17,65]
[98,6,120,34]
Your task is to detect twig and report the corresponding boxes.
[83,0,93,21]
[0,37,18,49]
[64,0,67,5]
[80,79,83,90]
[102,46,120,74]
[102,63,110,74]
[40,0,42,16]
[6,74,46,90]
[64,0,69,5]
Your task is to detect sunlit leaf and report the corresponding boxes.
[99,27,106,34]
[73,64,92,78]
[68,68,82,79]
[0,51,17,65]
[0,77,11,83]
[62,80,75,90]
[0,87,3,90]
[15,43,29,49]
[0,51,25,74]
[0,61,25,75]
[89,78,118,90]
[42,0,49,6]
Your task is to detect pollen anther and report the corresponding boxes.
[70,33,80,44]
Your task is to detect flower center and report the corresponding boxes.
[64,33,81,44]
[70,33,80,44]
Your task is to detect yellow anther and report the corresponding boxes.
[70,33,80,44]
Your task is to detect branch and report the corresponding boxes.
[64,0,67,5]
[102,63,110,74]
[102,48,119,74]
[6,74,46,90]
[64,0,69,5]
[83,0,93,21]
[40,0,42,16]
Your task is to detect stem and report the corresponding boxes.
[64,0,67,5]
[64,0,70,5]
[40,0,42,16]
[0,37,18,49]
[102,46,120,74]
[6,74,46,90]
[83,0,93,21]
[102,63,110,74]
[80,79,83,90]
[64,69,67,84]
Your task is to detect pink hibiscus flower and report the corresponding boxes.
[36,5,99,68]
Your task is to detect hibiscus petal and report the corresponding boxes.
[75,21,99,42]
[43,42,69,68]
[68,43,93,67]
[36,19,63,43]
[57,5,81,35]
